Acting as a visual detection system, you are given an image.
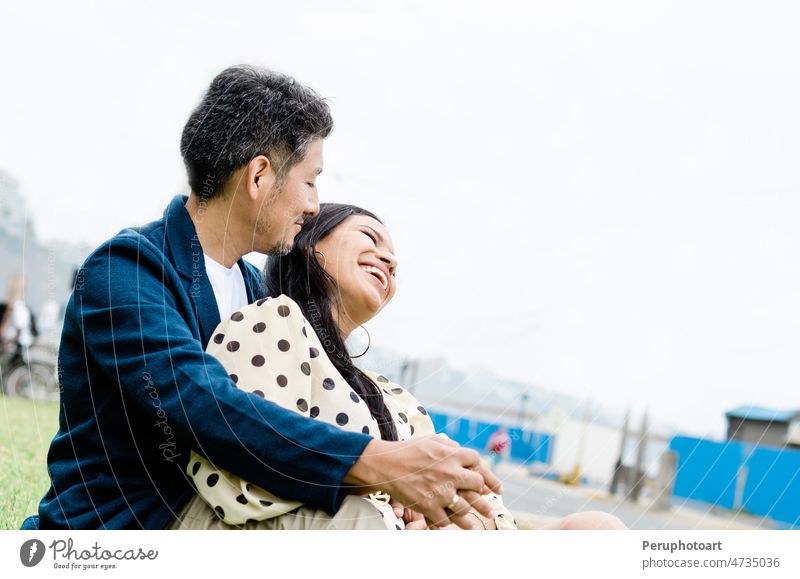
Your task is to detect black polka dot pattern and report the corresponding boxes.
[188,294,458,530]
[256,298,268,306]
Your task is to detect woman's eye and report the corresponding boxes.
[362,231,378,245]
[306,182,315,188]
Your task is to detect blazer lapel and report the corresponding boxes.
[237,257,265,303]
[162,195,221,346]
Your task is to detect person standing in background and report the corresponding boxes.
[487,426,511,468]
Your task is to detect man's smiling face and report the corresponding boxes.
[253,138,324,256]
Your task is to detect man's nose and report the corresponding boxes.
[305,188,320,217]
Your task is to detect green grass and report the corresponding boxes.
[0,395,59,530]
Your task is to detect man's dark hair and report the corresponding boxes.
[180,65,333,199]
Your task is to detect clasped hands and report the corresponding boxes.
[345,433,504,530]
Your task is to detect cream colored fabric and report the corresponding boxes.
[187,294,516,530]
[168,493,392,530]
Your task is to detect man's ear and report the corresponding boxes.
[246,155,274,200]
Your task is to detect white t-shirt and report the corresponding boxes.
[4,300,34,347]
[204,255,248,321]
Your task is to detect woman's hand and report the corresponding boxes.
[468,510,497,530]
[391,499,428,530]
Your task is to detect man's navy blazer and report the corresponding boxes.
[35,195,372,529]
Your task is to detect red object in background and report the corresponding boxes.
[488,430,510,454]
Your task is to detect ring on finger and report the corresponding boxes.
[445,494,460,511]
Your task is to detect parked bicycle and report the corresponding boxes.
[0,342,59,401]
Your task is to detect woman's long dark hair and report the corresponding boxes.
[263,203,399,441]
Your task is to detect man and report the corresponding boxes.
[31,65,500,530]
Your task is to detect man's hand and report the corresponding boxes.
[344,434,503,529]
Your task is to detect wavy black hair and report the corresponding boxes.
[263,203,398,441]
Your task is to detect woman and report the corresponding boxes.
[177,204,624,531]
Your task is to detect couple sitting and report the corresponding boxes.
[30,65,624,531]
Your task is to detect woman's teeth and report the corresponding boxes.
[360,265,387,290]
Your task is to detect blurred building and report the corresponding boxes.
[725,405,800,449]
[0,170,34,239]
[0,168,91,339]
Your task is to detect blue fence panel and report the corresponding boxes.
[743,446,800,526]
[428,410,551,465]
[669,436,741,509]
[429,411,453,436]
[462,419,498,452]
[509,427,551,464]
[670,435,800,527]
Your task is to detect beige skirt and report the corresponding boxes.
[167,493,398,530]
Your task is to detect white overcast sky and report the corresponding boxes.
[2,0,799,437]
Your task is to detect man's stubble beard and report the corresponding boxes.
[256,180,295,257]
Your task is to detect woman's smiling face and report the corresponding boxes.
[314,214,398,333]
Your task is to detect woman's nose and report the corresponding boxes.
[378,252,397,275]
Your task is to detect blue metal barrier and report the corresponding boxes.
[428,410,551,465]
[670,435,800,527]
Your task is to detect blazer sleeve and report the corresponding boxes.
[76,237,371,514]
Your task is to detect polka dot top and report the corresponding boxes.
[186,294,516,530]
